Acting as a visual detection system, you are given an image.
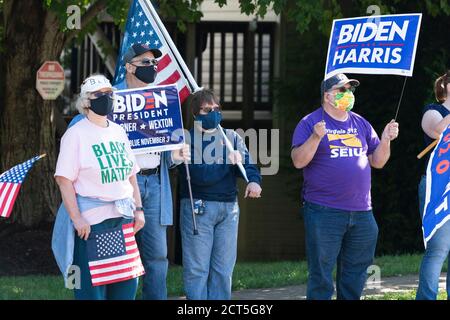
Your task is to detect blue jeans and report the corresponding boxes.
[135,173,168,300]
[73,218,139,300]
[416,175,450,300]
[303,201,378,300]
[180,198,239,300]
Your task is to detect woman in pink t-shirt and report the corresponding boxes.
[54,74,145,300]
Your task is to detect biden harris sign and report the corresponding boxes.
[109,84,185,154]
[325,14,422,79]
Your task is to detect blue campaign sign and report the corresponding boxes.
[109,84,185,154]
[422,126,450,248]
[325,13,422,79]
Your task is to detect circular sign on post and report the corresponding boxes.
[36,61,65,100]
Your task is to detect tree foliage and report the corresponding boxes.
[1,0,450,45]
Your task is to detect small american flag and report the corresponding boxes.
[113,0,191,102]
[0,154,45,218]
[87,222,145,286]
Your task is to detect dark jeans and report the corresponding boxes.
[303,201,378,300]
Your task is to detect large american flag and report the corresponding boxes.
[87,222,145,286]
[113,0,192,103]
[0,155,44,218]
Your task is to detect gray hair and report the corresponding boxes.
[75,73,112,115]
[75,91,90,115]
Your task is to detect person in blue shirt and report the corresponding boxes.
[178,88,262,300]
[68,43,190,300]
[417,70,450,300]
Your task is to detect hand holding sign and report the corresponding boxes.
[172,144,191,162]
[381,119,399,142]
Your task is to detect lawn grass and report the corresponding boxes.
[0,253,440,300]
[364,290,447,300]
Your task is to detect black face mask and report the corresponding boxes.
[134,65,157,84]
[89,94,114,116]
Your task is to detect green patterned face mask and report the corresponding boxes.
[333,90,355,112]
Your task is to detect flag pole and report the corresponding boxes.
[394,76,408,121]
[218,126,249,183]
[184,161,199,235]
[0,154,46,179]
[142,0,201,235]
[144,0,201,92]
[141,0,249,231]
[417,139,438,159]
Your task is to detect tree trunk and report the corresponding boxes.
[1,1,66,227]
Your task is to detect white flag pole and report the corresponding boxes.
[143,0,201,92]
[218,126,249,183]
[143,1,249,183]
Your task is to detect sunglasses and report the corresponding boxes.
[91,91,114,99]
[131,58,159,66]
[336,86,356,93]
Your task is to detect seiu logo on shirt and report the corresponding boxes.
[91,142,133,184]
[326,128,363,159]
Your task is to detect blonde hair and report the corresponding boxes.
[435,71,450,103]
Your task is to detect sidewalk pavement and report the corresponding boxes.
[170,274,447,300]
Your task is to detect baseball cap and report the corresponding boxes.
[321,73,360,96]
[80,75,112,95]
[123,43,162,64]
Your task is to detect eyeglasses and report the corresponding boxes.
[131,58,159,67]
[91,91,113,99]
[200,104,220,113]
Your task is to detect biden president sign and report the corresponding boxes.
[109,84,185,154]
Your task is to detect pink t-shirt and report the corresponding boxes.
[55,118,140,225]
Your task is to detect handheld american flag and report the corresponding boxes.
[0,154,45,218]
[113,0,198,103]
[87,222,145,286]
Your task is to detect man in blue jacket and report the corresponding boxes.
[115,43,190,300]
[178,89,262,300]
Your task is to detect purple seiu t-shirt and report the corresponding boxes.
[292,107,380,211]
